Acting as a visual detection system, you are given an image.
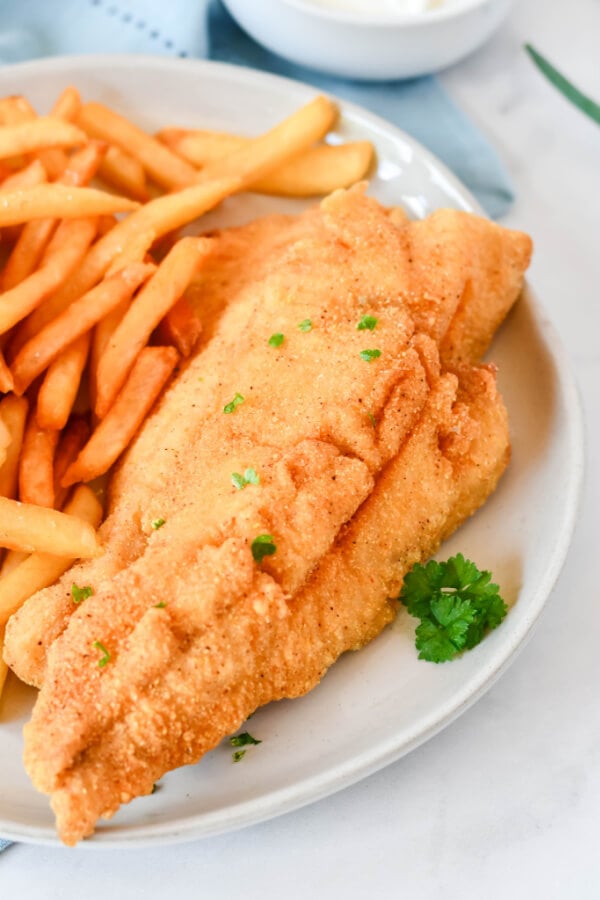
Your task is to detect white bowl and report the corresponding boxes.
[221,0,513,80]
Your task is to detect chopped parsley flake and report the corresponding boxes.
[357,315,378,331]
[230,732,262,747]
[154,601,167,609]
[231,467,260,491]
[368,412,377,428]
[71,583,93,604]
[359,348,381,362]
[268,333,284,347]
[232,749,246,763]
[231,472,246,490]
[92,640,111,668]
[251,534,277,564]
[298,319,312,332]
[152,518,166,530]
[223,392,245,414]
[400,554,508,663]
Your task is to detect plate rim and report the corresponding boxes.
[0,54,585,848]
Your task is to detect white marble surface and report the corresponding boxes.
[2,0,599,895]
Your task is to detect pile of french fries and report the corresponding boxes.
[0,84,375,698]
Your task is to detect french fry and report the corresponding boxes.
[2,142,107,291]
[8,91,79,184]
[63,346,178,486]
[156,295,202,357]
[19,412,59,507]
[0,94,70,178]
[53,416,90,508]
[0,116,86,159]
[0,418,10,465]
[10,262,155,394]
[160,128,374,196]
[0,394,28,498]
[15,223,157,360]
[0,216,97,334]
[0,350,13,393]
[98,145,149,201]
[106,227,156,275]
[95,237,207,417]
[59,139,107,187]
[0,626,8,699]
[21,95,337,328]
[51,86,82,122]
[0,159,48,244]
[87,227,157,412]
[19,176,237,333]
[0,494,100,557]
[0,95,35,126]
[0,183,139,227]
[77,101,198,191]
[0,157,47,191]
[96,214,118,237]
[0,485,103,627]
[37,333,91,432]
[33,147,69,181]
[197,94,336,188]
[0,549,28,576]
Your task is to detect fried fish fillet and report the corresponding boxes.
[3,186,531,844]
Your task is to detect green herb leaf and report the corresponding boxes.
[368,412,377,428]
[231,467,260,490]
[223,392,245,414]
[357,315,378,331]
[251,533,276,564]
[400,553,507,663]
[92,640,111,668]
[525,44,600,125]
[231,472,246,490]
[298,319,312,333]
[154,601,167,609]
[359,348,381,362]
[151,518,166,530]
[71,583,93,604]
[230,732,262,747]
[232,749,246,763]
[268,332,284,347]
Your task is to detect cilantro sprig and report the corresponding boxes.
[400,554,507,663]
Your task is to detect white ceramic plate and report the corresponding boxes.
[0,56,584,847]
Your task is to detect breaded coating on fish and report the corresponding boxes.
[3,186,532,844]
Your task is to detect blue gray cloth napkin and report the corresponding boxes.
[0,0,514,854]
[0,0,514,217]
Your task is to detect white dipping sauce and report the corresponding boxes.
[301,0,446,13]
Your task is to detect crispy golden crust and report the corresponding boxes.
[3,186,531,844]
